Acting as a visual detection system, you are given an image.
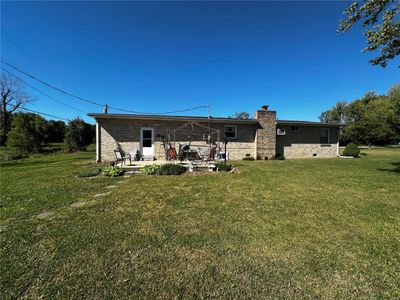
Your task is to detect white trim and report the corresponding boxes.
[96,122,100,162]
[140,127,154,157]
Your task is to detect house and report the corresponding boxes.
[88,106,343,162]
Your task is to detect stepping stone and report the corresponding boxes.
[36,211,54,219]
[93,192,111,198]
[71,202,87,208]
[106,185,116,189]
[124,175,131,178]
[116,180,126,184]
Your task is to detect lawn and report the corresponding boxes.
[1,148,399,298]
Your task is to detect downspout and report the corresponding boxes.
[96,122,100,162]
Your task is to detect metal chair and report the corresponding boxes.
[114,150,131,166]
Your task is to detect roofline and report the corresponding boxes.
[87,113,260,124]
[277,120,345,127]
[87,113,345,127]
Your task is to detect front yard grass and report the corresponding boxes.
[1,148,399,298]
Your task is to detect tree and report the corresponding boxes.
[229,112,250,119]
[338,0,400,67]
[321,84,400,145]
[43,120,66,143]
[6,112,46,153]
[64,118,95,152]
[0,73,34,146]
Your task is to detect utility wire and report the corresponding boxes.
[108,104,210,115]
[1,59,211,115]
[1,59,104,107]
[7,103,69,122]
[1,67,88,114]
[1,33,87,96]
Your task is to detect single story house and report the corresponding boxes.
[88,106,343,162]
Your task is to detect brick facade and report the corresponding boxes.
[97,118,257,162]
[276,124,339,159]
[254,107,276,160]
[90,107,341,162]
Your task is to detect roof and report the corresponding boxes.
[87,113,344,127]
[87,113,259,124]
[276,120,345,127]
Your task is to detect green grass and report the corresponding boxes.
[1,148,399,298]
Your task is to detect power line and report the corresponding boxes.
[108,104,210,115]
[7,104,69,122]
[1,33,87,96]
[1,67,88,114]
[0,59,211,115]
[1,59,104,107]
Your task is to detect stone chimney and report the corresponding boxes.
[254,105,276,160]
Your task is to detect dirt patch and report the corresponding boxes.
[35,211,54,219]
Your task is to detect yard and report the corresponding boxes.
[0,148,399,298]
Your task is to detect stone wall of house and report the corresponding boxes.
[276,125,339,159]
[254,107,276,160]
[97,118,257,162]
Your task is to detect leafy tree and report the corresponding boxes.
[64,118,95,152]
[43,120,66,143]
[321,84,400,145]
[0,73,34,145]
[229,112,250,119]
[6,112,46,153]
[338,0,400,67]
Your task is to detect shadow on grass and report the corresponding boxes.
[377,162,400,174]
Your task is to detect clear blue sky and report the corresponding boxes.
[1,1,399,123]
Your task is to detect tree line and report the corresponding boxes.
[320,83,400,146]
[0,73,95,156]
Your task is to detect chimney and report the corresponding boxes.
[254,105,276,160]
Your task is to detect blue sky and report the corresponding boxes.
[1,1,399,123]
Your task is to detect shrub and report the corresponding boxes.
[156,164,187,175]
[0,149,28,161]
[242,156,255,161]
[6,113,46,153]
[275,155,286,160]
[77,168,101,178]
[64,118,95,152]
[343,142,360,157]
[101,166,124,177]
[215,163,232,172]
[142,164,161,175]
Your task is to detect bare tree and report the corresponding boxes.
[228,111,251,120]
[0,73,34,146]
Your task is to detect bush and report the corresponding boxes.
[275,155,286,160]
[77,168,101,178]
[242,156,255,161]
[101,166,124,177]
[6,113,46,153]
[215,163,232,172]
[64,118,95,152]
[343,142,360,157]
[156,164,187,175]
[142,164,161,175]
[0,149,28,161]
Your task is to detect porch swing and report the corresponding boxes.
[164,121,221,162]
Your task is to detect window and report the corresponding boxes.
[320,128,330,144]
[224,125,237,139]
[277,128,286,135]
[291,126,300,132]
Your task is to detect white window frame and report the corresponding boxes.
[320,128,330,144]
[224,125,237,140]
[277,128,286,135]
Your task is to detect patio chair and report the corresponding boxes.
[128,148,141,161]
[114,150,131,166]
